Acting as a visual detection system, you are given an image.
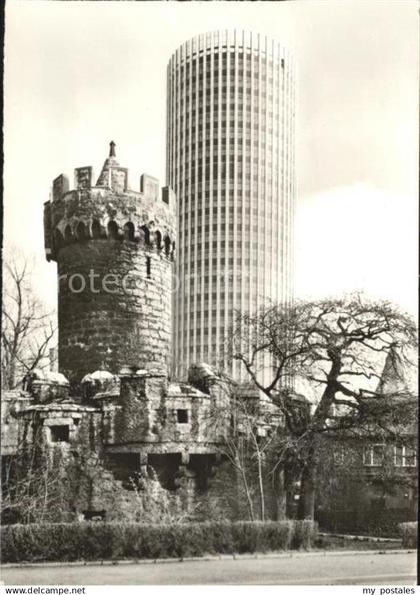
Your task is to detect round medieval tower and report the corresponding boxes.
[43,142,176,389]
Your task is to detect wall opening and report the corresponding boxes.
[146,256,151,278]
[141,225,150,245]
[107,220,119,240]
[64,225,73,243]
[155,230,162,250]
[91,220,101,239]
[83,510,106,521]
[177,409,189,424]
[105,452,140,487]
[123,221,136,242]
[50,425,70,443]
[148,453,181,490]
[76,221,87,241]
[164,236,171,257]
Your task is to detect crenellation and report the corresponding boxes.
[47,192,175,262]
[140,174,159,200]
[74,166,94,190]
[52,174,70,201]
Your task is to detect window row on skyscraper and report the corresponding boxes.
[177,120,277,134]
[182,88,276,102]
[177,148,281,167]
[181,205,277,217]
[189,302,254,318]
[178,134,280,151]
[184,138,279,152]
[180,240,280,254]
[182,290,259,306]
[176,189,285,206]
[177,155,279,170]
[176,184,283,201]
[176,164,279,182]
[183,270,278,286]
[179,51,283,73]
[175,135,279,151]
[184,255,262,268]
[187,63,272,78]
[178,186,281,201]
[188,269,275,284]
[185,218,279,234]
[179,111,279,126]
[176,88,278,106]
[184,167,275,180]
[178,109,277,126]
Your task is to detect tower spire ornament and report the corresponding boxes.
[109,140,116,157]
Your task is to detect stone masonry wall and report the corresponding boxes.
[57,239,172,386]
[44,157,176,388]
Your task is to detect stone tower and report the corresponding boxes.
[43,142,176,388]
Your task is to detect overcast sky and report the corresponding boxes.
[4,0,418,315]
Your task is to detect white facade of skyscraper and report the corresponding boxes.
[167,30,296,380]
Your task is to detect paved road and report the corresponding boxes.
[1,552,417,585]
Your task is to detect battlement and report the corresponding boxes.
[44,142,176,263]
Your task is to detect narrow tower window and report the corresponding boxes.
[155,231,162,250]
[146,256,151,278]
[164,236,171,257]
[140,225,150,245]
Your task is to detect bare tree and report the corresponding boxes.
[201,379,281,522]
[230,293,418,519]
[1,427,71,524]
[2,251,57,390]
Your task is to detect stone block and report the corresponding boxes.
[140,174,159,200]
[75,166,93,190]
[52,174,70,201]
[110,168,128,194]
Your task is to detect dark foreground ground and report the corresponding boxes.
[2,551,416,585]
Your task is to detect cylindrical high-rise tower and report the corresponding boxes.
[44,143,176,388]
[167,31,296,380]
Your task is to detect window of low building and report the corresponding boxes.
[394,445,417,467]
[177,409,189,424]
[50,425,70,443]
[363,444,384,467]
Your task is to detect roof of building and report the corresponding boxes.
[22,402,98,413]
[376,347,417,396]
[167,382,208,399]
